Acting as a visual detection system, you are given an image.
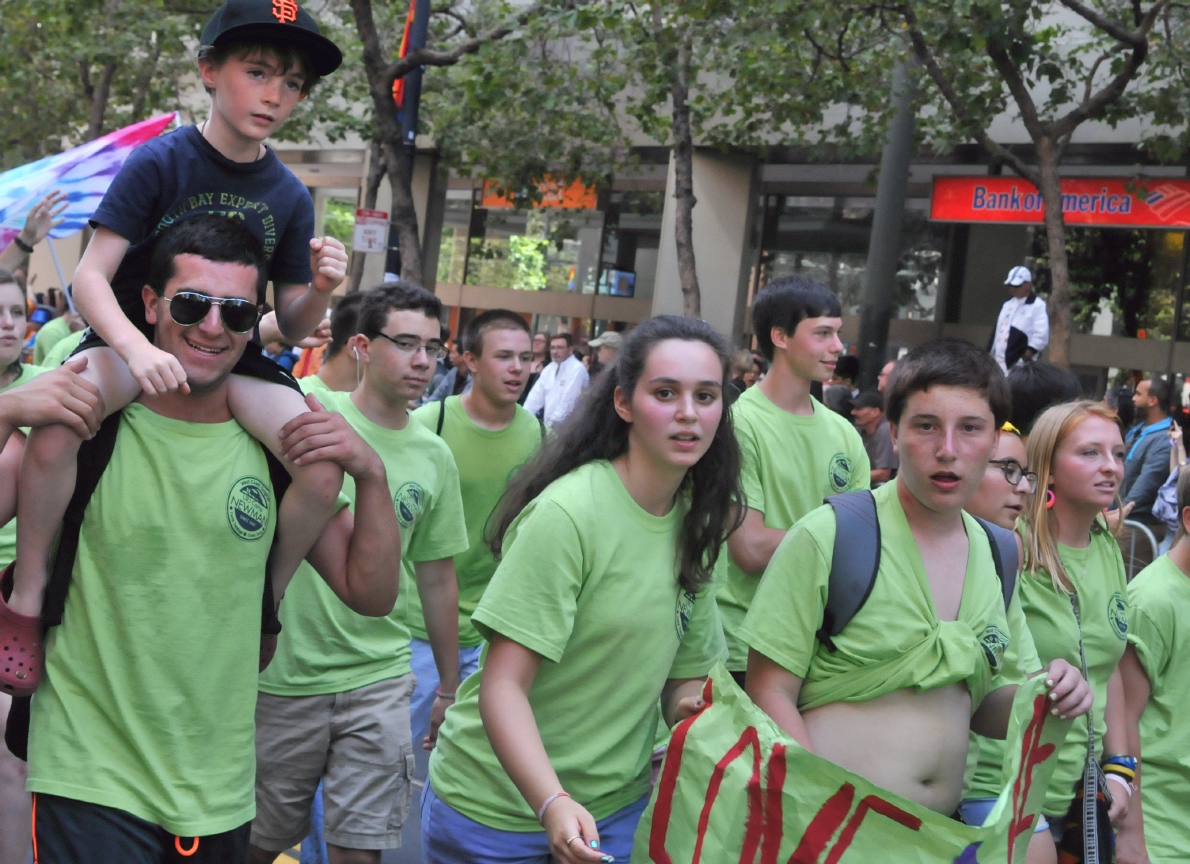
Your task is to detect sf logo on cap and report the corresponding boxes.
[272,0,299,24]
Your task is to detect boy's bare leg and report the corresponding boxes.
[9,347,141,617]
[228,376,343,604]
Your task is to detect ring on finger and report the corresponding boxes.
[565,835,582,845]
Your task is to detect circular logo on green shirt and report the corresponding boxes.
[980,624,1009,673]
[226,476,270,542]
[675,589,697,641]
[393,482,426,528]
[828,453,853,492]
[1108,591,1128,640]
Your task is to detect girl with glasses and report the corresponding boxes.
[968,402,1132,863]
[960,421,1052,862]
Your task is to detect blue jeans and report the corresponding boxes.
[959,797,1049,833]
[421,782,647,864]
[409,637,482,747]
[299,785,328,864]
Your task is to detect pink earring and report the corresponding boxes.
[1045,489,1055,509]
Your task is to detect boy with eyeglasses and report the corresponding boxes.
[2,0,350,697]
[252,282,468,864]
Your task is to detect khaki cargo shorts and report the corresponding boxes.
[251,673,416,851]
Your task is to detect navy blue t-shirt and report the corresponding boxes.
[90,124,314,327]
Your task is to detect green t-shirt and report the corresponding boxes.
[963,539,1042,800]
[410,395,542,646]
[428,460,726,831]
[1126,554,1190,863]
[718,387,870,670]
[741,478,1023,713]
[297,372,332,396]
[0,364,50,569]
[258,385,468,696]
[40,328,84,369]
[32,316,73,366]
[970,528,1127,816]
[27,402,277,836]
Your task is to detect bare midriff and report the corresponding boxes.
[803,683,973,814]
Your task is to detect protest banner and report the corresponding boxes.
[633,665,1071,864]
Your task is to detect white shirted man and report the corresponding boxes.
[988,266,1049,373]
[522,332,588,427]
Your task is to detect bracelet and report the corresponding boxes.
[537,791,570,824]
[1105,774,1134,797]
[1103,754,1138,774]
[434,687,456,700]
[11,235,33,254]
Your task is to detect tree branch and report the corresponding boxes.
[899,4,1041,185]
[1050,1,1167,138]
[384,0,577,83]
[984,37,1047,141]
[1057,0,1159,46]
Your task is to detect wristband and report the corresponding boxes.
[1105,774,1133,797]
[537,791,570,824]
[1103,754,1138,784]
[434,687,456,700]
[12,235,33,254]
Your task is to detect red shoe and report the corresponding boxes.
[0,563,42,697]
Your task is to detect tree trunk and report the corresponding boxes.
[347,140,387,293]
[351,0,425,285]
[670,35,700,318]
[80,60,117,142]
[1036,137,1072,368]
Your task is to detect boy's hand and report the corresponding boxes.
[127,341,190,395]
[310,237,348,294]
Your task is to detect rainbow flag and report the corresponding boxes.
[0,113,176,249]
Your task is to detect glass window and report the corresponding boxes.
[757,195,945,321]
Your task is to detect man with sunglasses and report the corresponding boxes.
[22,216,402,864]
[252,282,467,864]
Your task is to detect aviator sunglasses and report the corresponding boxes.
[162,291,261,334]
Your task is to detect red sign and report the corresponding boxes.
[931,176,1190,229]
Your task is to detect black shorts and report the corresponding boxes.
[73,328,302,394]
[32,793,250,864]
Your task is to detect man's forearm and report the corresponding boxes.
[344,466,400,614]
[417,560,462,691]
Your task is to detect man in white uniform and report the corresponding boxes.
[522,332,588,428]
[988,265,1049,373]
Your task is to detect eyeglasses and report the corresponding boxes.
[162,291,260,334]
[369,332,448,359]
[989,459,1038,492]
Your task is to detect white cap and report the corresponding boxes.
[1005,266,1033,286]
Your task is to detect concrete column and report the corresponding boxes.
[958,224,1031,327]
[652,150,759,342]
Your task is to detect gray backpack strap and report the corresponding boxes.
[973,516,1018,610]
[818,491,880,652]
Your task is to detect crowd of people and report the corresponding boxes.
[0,3,1186,864]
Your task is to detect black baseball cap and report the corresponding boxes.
[201,0,343,77]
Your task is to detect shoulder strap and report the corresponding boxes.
[972,516,1018,611]
[818,490,880,652]
[436,398,446,436]
[260,447,290,639]
[42,410,123,628]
